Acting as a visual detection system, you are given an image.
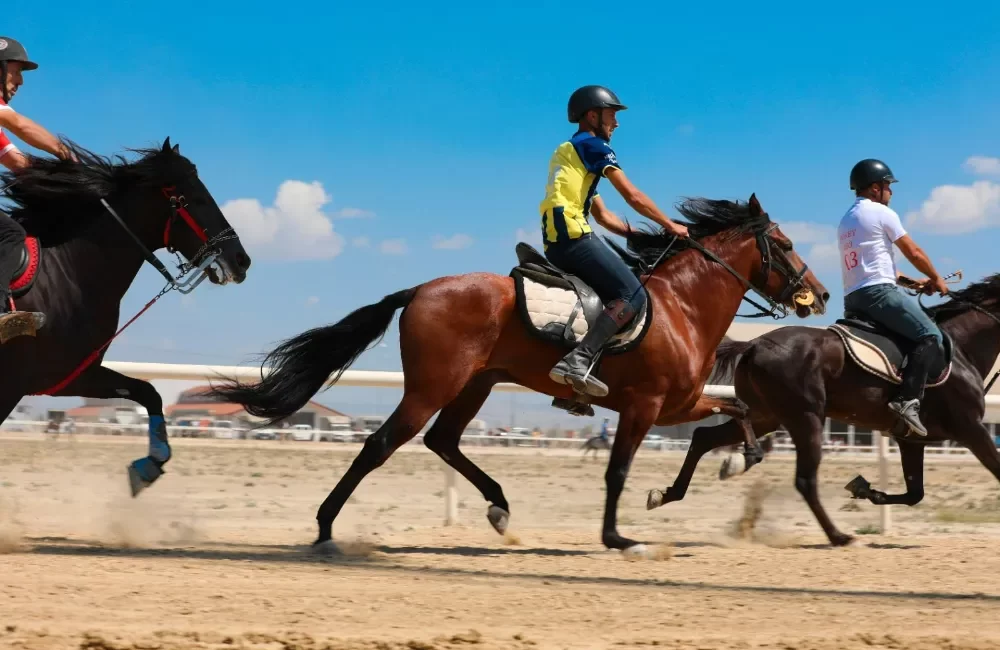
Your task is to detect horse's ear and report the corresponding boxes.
[172,143,180,154]
[162,137,172,152]
[748,192,762,216]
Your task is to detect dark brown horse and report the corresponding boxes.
[208,194,829,554]
[646,274,1000,546]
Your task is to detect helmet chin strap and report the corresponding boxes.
[0,62,8,104]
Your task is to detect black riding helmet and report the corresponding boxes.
[850,158,897,191]
[0,37,38,104]
[568,85,627,123]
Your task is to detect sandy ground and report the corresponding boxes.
[4,433,1000,649]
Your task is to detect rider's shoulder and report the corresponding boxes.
[855,198,900,220]
[0,98,13,112]
[570,130,614,151]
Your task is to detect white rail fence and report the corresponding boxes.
[8,360,1000,536]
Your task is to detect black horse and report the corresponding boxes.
[0,138,251,496]
[645,274,1000,546]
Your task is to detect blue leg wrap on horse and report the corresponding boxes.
[147,415,171,463]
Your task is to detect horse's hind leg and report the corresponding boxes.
[422,372,515,535]
[846,439,925,506]
[314,392,443,548]
[54,366,168,497]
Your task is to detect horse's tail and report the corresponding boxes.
[709,336,754,385]
[207,286,420,426]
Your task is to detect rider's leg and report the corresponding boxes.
[545,234,646,397]
[844,282,943,436]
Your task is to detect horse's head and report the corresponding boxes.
[744,193,829,318]
[148,138,251,285]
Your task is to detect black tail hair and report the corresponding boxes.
[207,287,419,427]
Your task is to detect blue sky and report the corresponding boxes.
[8,1,1000,427]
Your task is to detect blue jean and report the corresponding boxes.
[844,282,942,345]
[544,233,646,314]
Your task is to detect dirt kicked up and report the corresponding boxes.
[3,433,1000,649]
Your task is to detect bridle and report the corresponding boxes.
[682,223,813,320]
[100,184,237,294]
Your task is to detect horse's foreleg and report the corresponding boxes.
[647,417,763,510]
[788,412,854,546]
[657,394,763,459]
[56,366,167,497]
[601,395,663,553]
[422,372,514,535]
[846,438,925,506]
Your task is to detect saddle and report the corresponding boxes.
[828,310,952,388]
[10,236,42,301]
[508,242,651,355]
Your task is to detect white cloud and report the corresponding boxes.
[306,296,319,306]
[336,207,375,218]
[351,236,370,248]
[964,156,1000,177]
[380,239,407,255]
[432,233,474,250]
[220,180,346,260]
[778,221,835,245]
[905,180,1000,234]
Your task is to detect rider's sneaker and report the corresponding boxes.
[0,310,45,343]
[888,398,928,436]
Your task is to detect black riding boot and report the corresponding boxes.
[549,299,635,397]
[888,335,941,437]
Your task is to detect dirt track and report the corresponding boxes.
[4,433,1000,649]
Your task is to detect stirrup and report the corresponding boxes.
[552,396,595,417]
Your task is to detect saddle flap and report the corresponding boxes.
[509,266,651,355]
[828,322,952,388]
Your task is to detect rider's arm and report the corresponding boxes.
[605,168,688,237]
[590,195,631,236]
[0,108,71,160]
[895,234,942,283]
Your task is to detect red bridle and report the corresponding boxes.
[160,186,208,251]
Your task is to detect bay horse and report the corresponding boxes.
[208,193,829,554]
[0,138,251,496]
[646,274,1000,546]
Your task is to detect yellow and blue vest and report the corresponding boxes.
[539,131,621,250]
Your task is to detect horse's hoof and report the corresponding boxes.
[487,505,510,535]
[719,452,746,480]
[312,539,342,556]
[646,489,665,510]
[622,544,651,559]
[831,533,856,547]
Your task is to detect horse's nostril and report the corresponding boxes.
[237,252,251,270]
[822,292,830,302]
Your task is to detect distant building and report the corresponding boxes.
[66,397,147,424]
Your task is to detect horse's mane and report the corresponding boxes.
[0,138,192,245]
[606,197,772,272]
[929,273,1000,323]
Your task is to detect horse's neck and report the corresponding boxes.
[47,210,154,308]
[649,231,758,344]
[948,310,1000,380]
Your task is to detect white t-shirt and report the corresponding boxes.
[837,197,907,295]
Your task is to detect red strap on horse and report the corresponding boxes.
[161,187,208,248]
[35,292,166,396]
